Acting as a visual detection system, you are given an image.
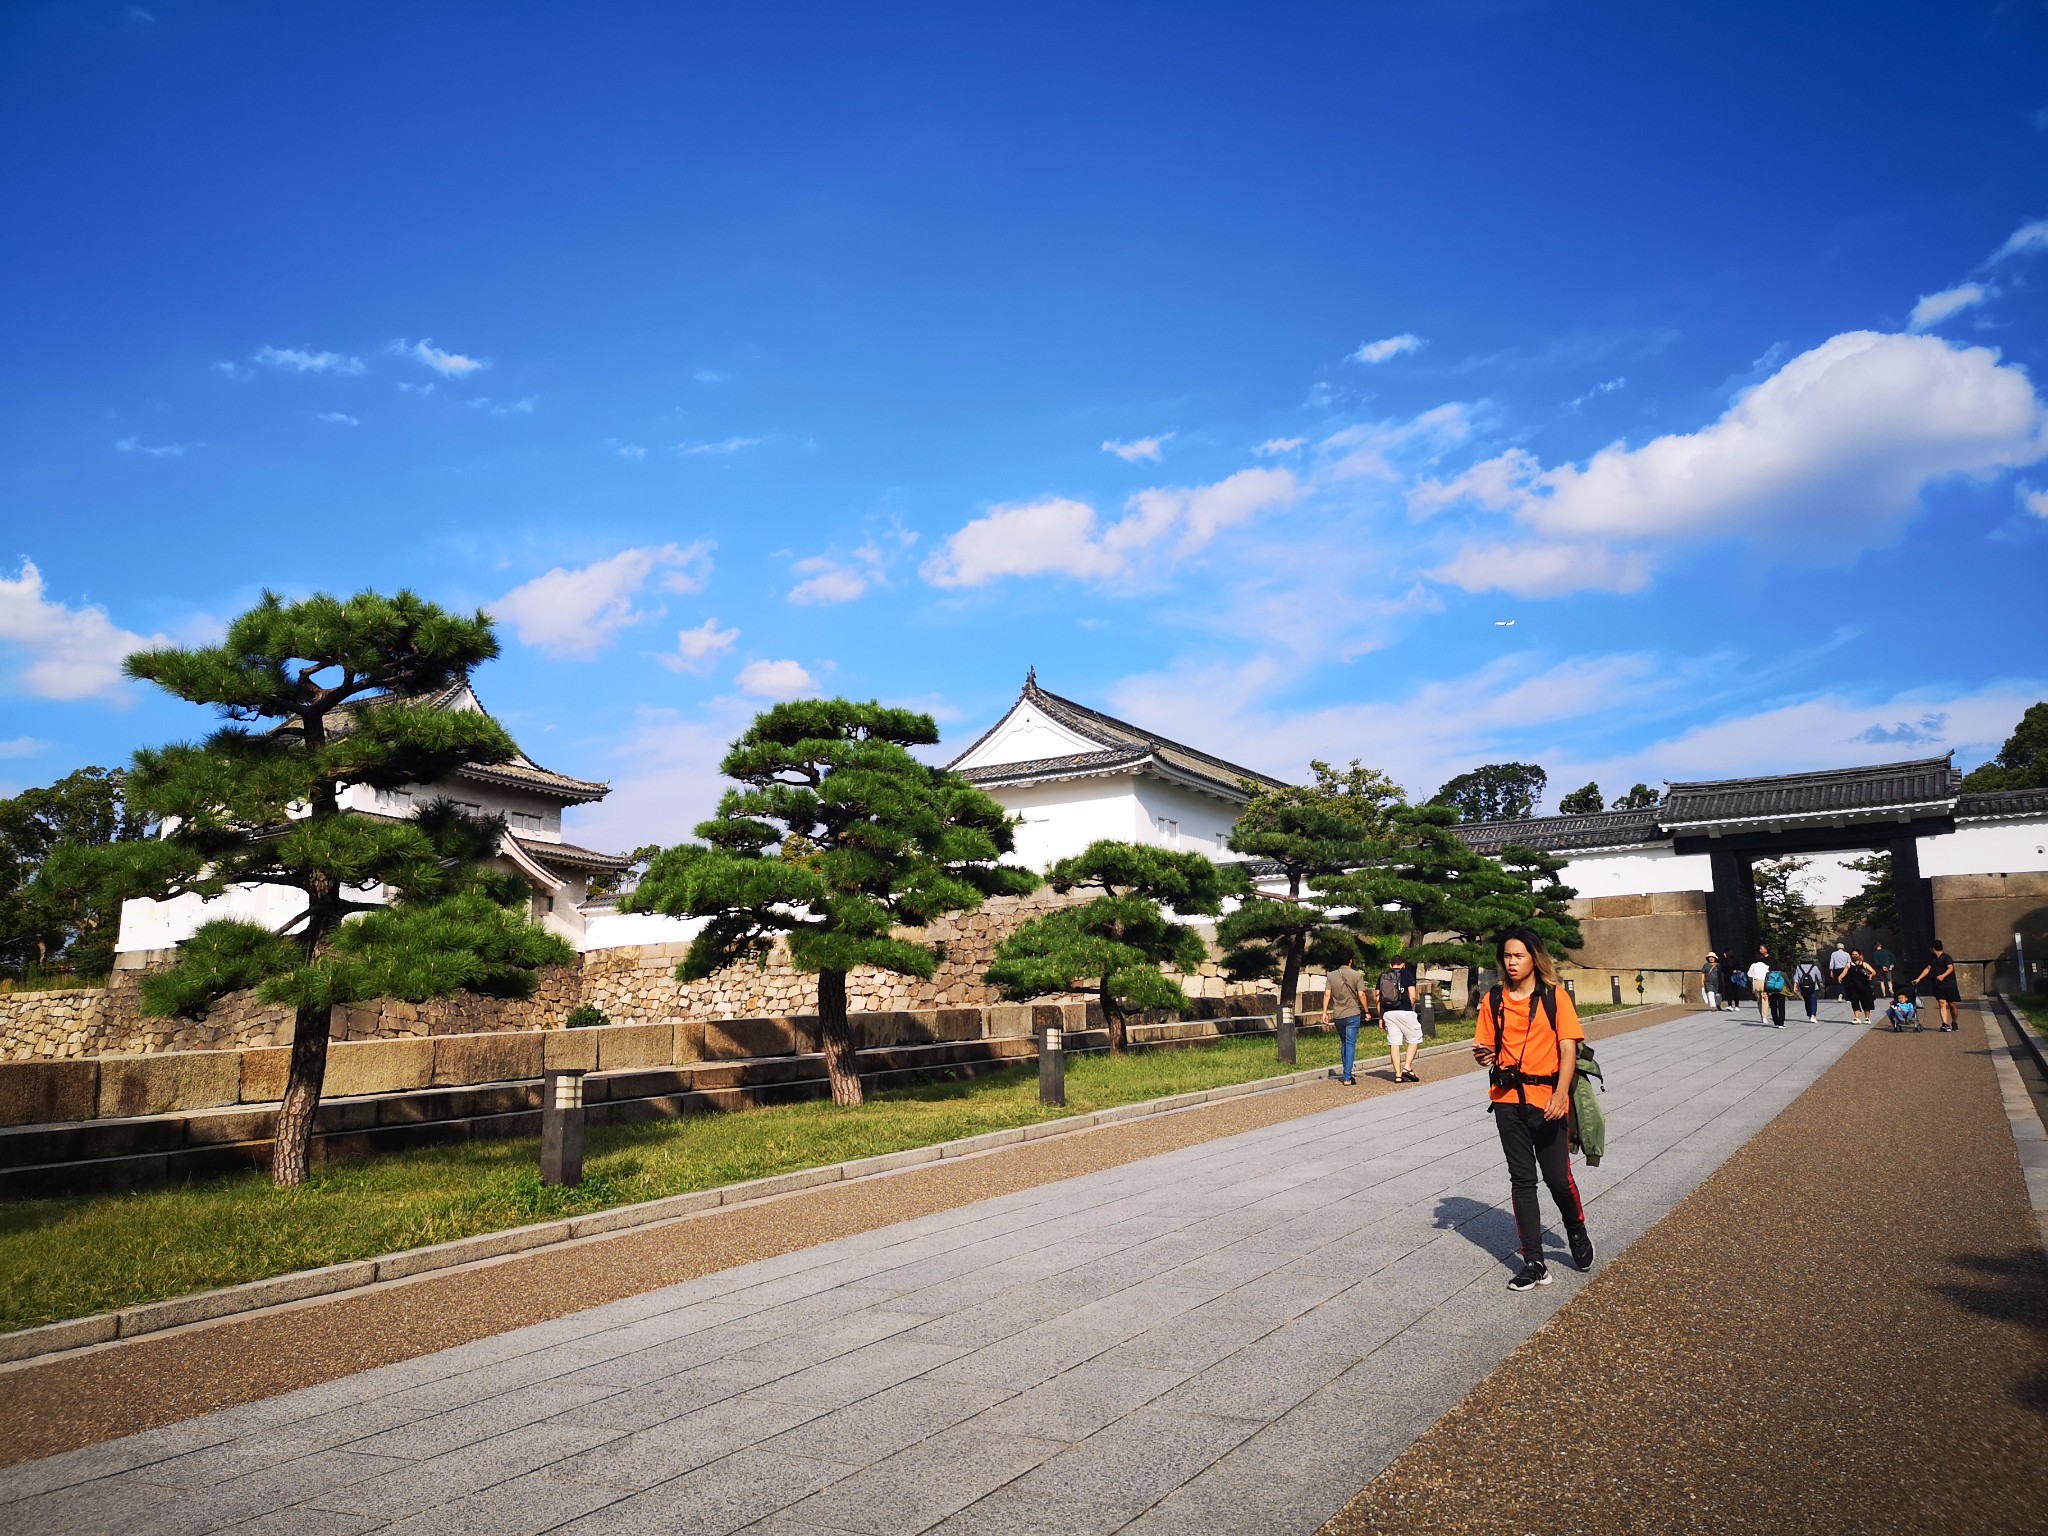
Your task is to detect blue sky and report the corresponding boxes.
[3,0,2046,850]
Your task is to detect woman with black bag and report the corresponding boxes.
[1472,926,1594,1292]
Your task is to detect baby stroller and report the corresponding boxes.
[1882,997,1922,1033]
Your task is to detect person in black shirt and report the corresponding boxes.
[1911,940,1963,1033]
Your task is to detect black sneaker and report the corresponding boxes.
[1506,1261,1552,1292]
[1568,1227,1595,1271]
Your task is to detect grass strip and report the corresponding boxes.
[3,1016,1523,1333]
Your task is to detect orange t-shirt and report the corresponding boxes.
[1476,986,1584,1109]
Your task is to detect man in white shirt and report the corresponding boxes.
[1829,942,1851,996]
[1748,949,1775,1027]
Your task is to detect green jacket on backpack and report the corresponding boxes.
[1570,1041,1606,1166]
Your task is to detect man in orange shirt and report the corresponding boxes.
[1473,925,1593,1291]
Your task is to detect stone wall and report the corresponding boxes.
[1566,890,1712,974]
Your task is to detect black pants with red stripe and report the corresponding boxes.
[1494,1103,1585,1261]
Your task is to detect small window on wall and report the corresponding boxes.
[1155,816,1179,844]
[377,788,414,810]
[510,811,542,832]
[1216,831,1228,851]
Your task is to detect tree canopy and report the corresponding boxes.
[1754,856,1821,964]
[1557,782,1605,816]
[1,767,149,979]
[986,841,1241,1052]
[1833,851,1896,938]
[1430,762,1548,823]
[1612,782,1661,810]
[1961,701,2048,792]
[629,699,1034,1105]
[1313,804,1527,978]
[68,589,574,1184]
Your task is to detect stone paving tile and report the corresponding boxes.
[211,1505,389,1536]
[745,1338,967,1410]
[961,1359,1186,1441]
[749,1377,1013,1467]
[546,1393,823,1492]
[551,1450,857,1535]
[779,1423,1067,1535]
[1003,1406,1263,1513]
[546,1356,794,1432]
[308,1421,622,1519]
[372,1471,625,1536]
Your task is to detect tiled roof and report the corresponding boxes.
[1661,756,1959,828]
[1457,807,1664,855]
[1956,786,2048,821]
[513,835,633,872]
[318,678,609,805]
[950,675,1287,802]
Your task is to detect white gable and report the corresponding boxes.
[953,698,1104,770]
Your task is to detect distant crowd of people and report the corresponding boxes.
[1698,939,1964,1033]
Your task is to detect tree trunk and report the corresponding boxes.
[1100,980,1126,1053]
[817,968,864,1106]
[270,1002,331,1187]
[1277,935,1301,1065]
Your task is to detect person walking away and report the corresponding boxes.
[1883,988,1922,1033]
[1473,926,1592,1292]
[1701,952,1721,1012]
[1840,947,1878,1024]
[1828,940,1851,1000]
[1794,956,1824,1021]
[1324,955,1367,1085]
[1912,941,1963,1033]
[1376,954,1422,1082]
[1748,949,1775,1025]
[1722,953,1745,1011]
[1872,942,1895,997]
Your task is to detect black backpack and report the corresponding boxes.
[1377,969,1409,1011]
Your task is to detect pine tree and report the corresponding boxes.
[1495,842,1586,957]
[1612,782,1661,810]
[1961,702,2048,792]
[1834,851,1897,937]
[1215,760,1399,1055]
[1557,782,1604,816]
[69,590,575,1186]
[628,700,1033,1107]
[986,841,1242,1053]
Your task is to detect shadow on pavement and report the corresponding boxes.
[1433,1194,1520,1267]
[1931,1250,2048,1415]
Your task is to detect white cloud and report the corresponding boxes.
[1908,283,1992,331]
[1566,377,1626,408]
[115,436,198,458]
[214,361,253,381]
[467,396,536,416]
[922,468,1299,589]
[610,441,647,459]
[390,338,488,377]
[2020,483,2048,519]
[493,543,713,660]
[254,344,364,375]
[1417,332,2046,562]
[1254,437,1305,456]
[694,369,730,383]
[1103,434,1172,463]
[1426,539,1652,596]
[735,658,816,699]
[660,617,740,673]
[788,563,870,605]
[1318,403,1474,482]
[398,381,436,397]
[679,436,764,456]
[315,411,359,426]
[1351,333,1424,364]
[1409,447,1540,516]
[1991,218,2048,263]
[0,736,48,758]
[0,559,163,702]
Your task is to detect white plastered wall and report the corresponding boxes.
[1917,817,2048,877]
[1558,846,1713,898]
[986,776,1149,871]
[952,699,1102,770]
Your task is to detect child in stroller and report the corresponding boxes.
[1882,989,1922,1033]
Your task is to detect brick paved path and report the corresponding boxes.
[0,1014,1860,1535]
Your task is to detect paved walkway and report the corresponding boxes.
[0,1013,1861,1535]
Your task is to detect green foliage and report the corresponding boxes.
[1754,856,1822,964]
[1613,783,1661,810]
[1314,804,1526,974]
[1961,701,2048,792]
[1496,842,1586,957]
[629,699,1036,989]
[1557,782,1605,816]
[1216,760,1397,1002]
[1834,852,1897,937]
[987,841,1243,1041]
[0,767,150,977]
[565,1005,610,1029]
[1430,762,1548,823]
[585,843,661,902]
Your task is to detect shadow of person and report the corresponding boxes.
[1930,1250,2048,1414]
[1433,1194,1522,1267]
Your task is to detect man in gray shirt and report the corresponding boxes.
[1324,958,1366,1086]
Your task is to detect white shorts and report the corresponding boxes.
[1382,1010,1422,1046]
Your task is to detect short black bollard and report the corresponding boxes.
[1419,989,1437,1039]
[1039,1027,1066,1108]
[541,1069,587,1187]
[1276,1003,1296,1065]
[1611,974,1623,1006]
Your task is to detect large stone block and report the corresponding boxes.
[239,1047,291,1103]
[431,1031,542,1087]
[595,1022,674,1072]
[327,1038,437,1097]
[543,1029,600,1073]
[934,1008,983,1043]
[96,1051,242,1118]
[0,1059,98,1127]
[675,1020,705,1063]
[983,1004,1034,1039]
[704,1017,802,1060]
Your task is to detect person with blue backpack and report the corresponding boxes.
[1747,945,1788,1028]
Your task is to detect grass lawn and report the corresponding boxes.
[3,1017,1499,1334]
[2011,993,2048,1033]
